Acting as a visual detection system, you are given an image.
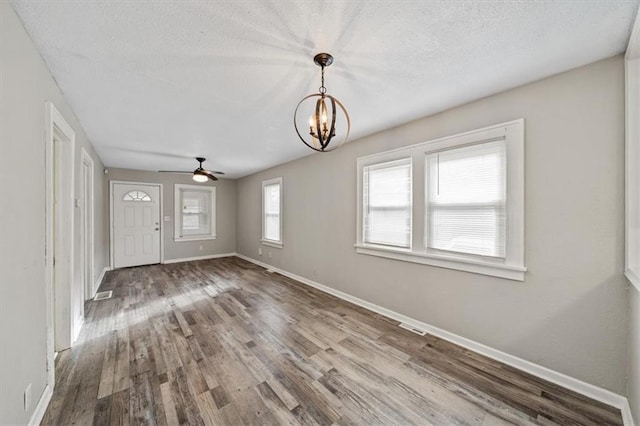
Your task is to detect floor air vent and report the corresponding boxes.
[94,291,113,301]
[399,322,427,336]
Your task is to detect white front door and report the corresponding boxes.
[112,183,161,268]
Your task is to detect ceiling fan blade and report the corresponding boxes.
[158,170,192,174]
[204,172,218,181]
[204,169,225,175]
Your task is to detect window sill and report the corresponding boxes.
[261,239,283,249]
[174,235,216,242]
[354,243,526,281]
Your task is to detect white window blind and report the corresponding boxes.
[426,140,506,258]
[180,189,211,237]
[363,158,412,248]
[263,183,281,242]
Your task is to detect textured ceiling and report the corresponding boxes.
[11,1,640,178]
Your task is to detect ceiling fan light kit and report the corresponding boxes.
[294,53,351,153]
[158,157,224,182]
[192,172,209,183]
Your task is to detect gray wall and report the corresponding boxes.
[106,168,236,262]
[629,286,640,422]
[0,3,109,423]
[236,55,628,393]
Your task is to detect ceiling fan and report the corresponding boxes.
[159,157,225,182]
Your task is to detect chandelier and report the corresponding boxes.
[294,53,350,152]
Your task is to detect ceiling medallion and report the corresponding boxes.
[294,53,350,152]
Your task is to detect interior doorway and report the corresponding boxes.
[45,102,76,391]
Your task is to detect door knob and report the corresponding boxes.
[155,227,159,231]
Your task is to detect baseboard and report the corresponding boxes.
[622,400,636,426]
[626,269,640,293]
[162,252,236,264]
[28,384,52,426]
[93,266,110,296]
[235,253,634,425]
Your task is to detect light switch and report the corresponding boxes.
[75,198,80,207]
[164,216,171,222]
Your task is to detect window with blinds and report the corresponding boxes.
[363,158,412,248]
[356,119,525,281]
[180,189,211,237]
[426,140,506,258]
[262,177,283,246]
[174,184,216,241]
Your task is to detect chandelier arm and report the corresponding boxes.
[336,96,351,144]
[294,94,330,152]
[317,96,350,152]
[325,96,337,149]
[315,97,323,147]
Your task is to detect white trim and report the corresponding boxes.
[109,180,164,269]
[354,243,526,281]
[622,400,636,426]
[262,177,284,247]
[174,183,217,241]
[627,269,640,293]
[356,119,525,281]
[626,56,640,290]
[162,252,236,264]
[94,266,110,295]
[626,8,640,60]
[235,253,631,423]
[261,239,283,249]
[73,316,84,344]
[27,384,52,426]
[44,102,76,398]
[173,236,217,242]
[80,147,95,300]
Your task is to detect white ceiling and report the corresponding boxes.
[11,1,639,178]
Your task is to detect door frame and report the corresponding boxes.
[80,147,95,299]
[109,180,164,269]
[44,102,76,390]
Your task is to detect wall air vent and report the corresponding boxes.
[94,291,113,301]
[399,322,427,336]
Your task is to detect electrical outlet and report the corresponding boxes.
[268,251,272,259]
[258,247,262,256]
[199,245,203,251]
[24,383,31,412]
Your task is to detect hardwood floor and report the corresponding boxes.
[42,257,623,425]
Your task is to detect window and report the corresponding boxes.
[363,158,412,248]
[174,184,216,241]
[123,190,151,202]
[262,177,283,248]
[426,140,505,258]
[356,119,525,281]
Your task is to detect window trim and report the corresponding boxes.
[262,177,283,248]
[355,119,526,281]
[174,184,216,242]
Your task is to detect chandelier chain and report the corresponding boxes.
[319,66,326,94]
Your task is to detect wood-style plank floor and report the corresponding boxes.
[42,257,623,425]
